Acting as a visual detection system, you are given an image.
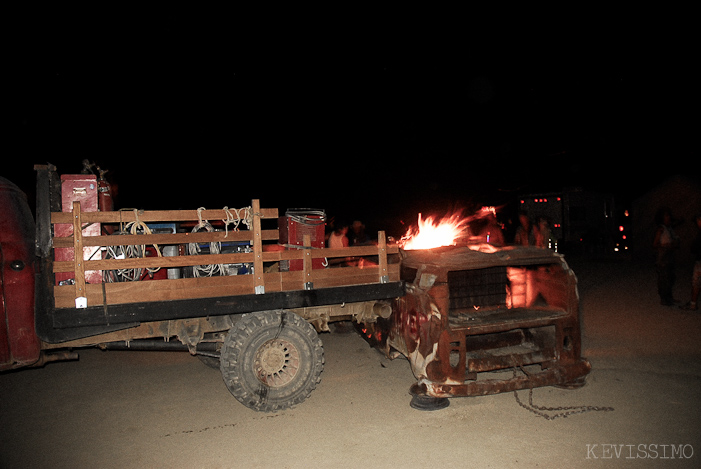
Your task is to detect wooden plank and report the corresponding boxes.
[314,273,398,290]
[55,250,272,273]
[307,264,400,282]
[378,231,389,283]
[54,274,257,308]
[52,229,280,249]
[251,199,265,294]
[54,252,256,273]
[53,236,398,257]
[309,244,398,259]
[53,263,400,309]
[72,201,86,306]
[263,270,302,293]
[266,265,400,293]
[52,241,400,273]
[51,207,279,224]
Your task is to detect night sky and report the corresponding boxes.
[8,17,697,236]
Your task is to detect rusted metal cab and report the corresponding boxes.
[0,177,41,370]
[362,244,591,407]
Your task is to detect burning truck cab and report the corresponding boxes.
[361,242,591,409]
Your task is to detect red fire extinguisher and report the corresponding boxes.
[82,159,114,234]
[97,166,113,213]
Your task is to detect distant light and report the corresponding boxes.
[619,225,625,232]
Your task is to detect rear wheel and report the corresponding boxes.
[220,310,324,412]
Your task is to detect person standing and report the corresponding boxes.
[680,214,701,311]
[328,223,349,249]
[534,217,553,249]
[514,213,534,246]
[349,220,368,246]
[653,207,680,306]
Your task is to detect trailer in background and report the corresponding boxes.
[518,188,629,254]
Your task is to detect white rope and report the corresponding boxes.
[222,206,252,237]
[129,209,162,276]
[189,207,223,277]
[223,207,235,238]
[104,209,162,282]
[106,206,253,281]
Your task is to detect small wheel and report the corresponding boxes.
[409,383,450,410]
[220,310,324,412]
[555,376,587,390]
[410,394,450,411]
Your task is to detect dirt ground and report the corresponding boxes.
[1,258,700,468]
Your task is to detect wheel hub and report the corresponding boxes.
[254,339,300,387]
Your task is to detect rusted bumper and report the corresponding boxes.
[411,358,591,398]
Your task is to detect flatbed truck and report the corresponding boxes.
[1,165,590,411]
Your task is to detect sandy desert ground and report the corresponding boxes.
[1,257,700,468]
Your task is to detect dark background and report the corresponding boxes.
[7,14,697,238]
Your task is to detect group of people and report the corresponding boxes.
[328,211,556,250]
[324,206,701,312]
[654,207,701,310]
[513,213,554,249]
[462,210,554,249]
[327,220,368,249]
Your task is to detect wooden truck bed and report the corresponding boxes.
[34,167,403,344]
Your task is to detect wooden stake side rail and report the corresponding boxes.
[51,200,400,310]
[51,229,282,249]
[50,207,279,224]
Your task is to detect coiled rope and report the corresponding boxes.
[188,207,224,277]
[188,206,253,277]
[222,206,252,237]
[104,209,162,282]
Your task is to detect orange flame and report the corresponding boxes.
[399,212,470,250]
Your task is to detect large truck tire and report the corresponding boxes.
[220,310,324,412]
